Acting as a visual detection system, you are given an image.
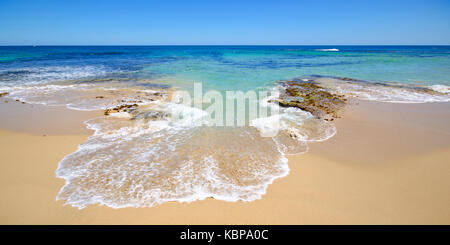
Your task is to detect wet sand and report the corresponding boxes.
[0,98,449,224]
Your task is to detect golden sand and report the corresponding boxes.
[0,98,449,224]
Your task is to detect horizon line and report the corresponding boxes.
[1,44,450,47]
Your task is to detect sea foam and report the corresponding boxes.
[51,83,334,208]
[315,48,339,52]
[311,76,450,103]
[1,75,449,209]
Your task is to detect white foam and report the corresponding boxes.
[250,114,283,137]
[55,119,293,209]
[0,83,162,111]
[315,48,339,52]
[0,65,107,85]
[429,84,450,94]
[7,76,449,209]
[316,78,450,103]
[339,85,450,103]
[108,112,132,118]
[165,102,208,128]
[0,79,348,210]
[45,80,325,209]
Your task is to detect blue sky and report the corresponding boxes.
[0,0,449,45]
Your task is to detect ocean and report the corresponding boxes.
[0,45,449,208]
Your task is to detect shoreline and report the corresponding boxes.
[0,97,449,224]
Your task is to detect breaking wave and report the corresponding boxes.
[0,65,107,85]
[308,76,450,103]
[315,48,339,52]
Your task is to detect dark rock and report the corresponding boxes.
[270,79,347,120]
[104,103,140,116]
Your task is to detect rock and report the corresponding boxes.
[0,92,8,97]
[104,103,140,116]
[270,79,347,120]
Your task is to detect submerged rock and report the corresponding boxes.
[269,79,346,120]
[335,76,362,82]
[131,110,167,120]
[72,78,116,84]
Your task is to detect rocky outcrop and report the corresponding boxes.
[104,103,139,116]
[269,79,346,121]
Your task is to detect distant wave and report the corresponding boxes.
[315,48,339,52]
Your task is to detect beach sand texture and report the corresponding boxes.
[0,98,449,224]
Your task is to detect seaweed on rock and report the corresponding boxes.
[269,79,347,121]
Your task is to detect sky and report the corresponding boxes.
[0,0,449,45]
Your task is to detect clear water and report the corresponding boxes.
[1,45,449,90]
[1,46,449,209]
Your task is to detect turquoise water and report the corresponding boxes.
[1,46,449,209]
[1,46,449,91]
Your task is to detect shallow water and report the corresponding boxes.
[0,46,449,208]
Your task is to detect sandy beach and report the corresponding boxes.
[0,97,449,225]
